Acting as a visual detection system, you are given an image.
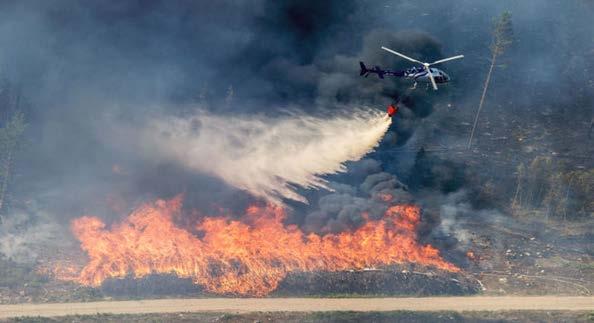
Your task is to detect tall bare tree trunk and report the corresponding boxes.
[0,148,13,219]
[467,11,512,150]
[467,52,497,149]
[0,92,24,223]
[511,163,523,211]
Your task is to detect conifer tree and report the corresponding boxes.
[468,11,513,149]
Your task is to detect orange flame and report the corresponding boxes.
[59,196,458,296]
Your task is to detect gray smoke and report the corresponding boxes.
[0,0,591,264]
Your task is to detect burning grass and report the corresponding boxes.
[48,196,459,297]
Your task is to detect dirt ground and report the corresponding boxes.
[0,296,593,319]
[3,310,594,323]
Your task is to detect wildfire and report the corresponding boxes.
[56,196,459,296]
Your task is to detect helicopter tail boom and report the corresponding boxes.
[359,61,405,79]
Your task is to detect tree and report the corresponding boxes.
[224,84,234,108]
[467,11,513,149]
[0,111,26,220]
[511,162,525,211]
[544,169,594,220]
[0,84,26,223]
[196,83,209,106]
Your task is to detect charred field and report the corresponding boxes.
[0,0,593,309]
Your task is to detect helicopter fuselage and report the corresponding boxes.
[359,62,451,84]
[403,66,450,84]
[360,47,463,90]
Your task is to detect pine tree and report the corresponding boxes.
[225,85,234,107]
[467,11,513,149]
[0,110,26,222]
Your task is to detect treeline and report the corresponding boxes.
[511,156,593,220]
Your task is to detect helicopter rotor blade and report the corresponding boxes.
[429,55,464,66]
[425,66,438,90]
[381,46,425,65]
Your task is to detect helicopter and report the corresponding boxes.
[359,46,464,90]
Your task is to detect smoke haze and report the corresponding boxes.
[0,0,592,269]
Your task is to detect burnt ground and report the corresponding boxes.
[1,77,592,303]
[0,266,480,303]
[424,96,594,296]
[0,225,591,304]
[0,176,592,303]
[274,267,479,297]
[0,182,591,303]
[460,215,593,296]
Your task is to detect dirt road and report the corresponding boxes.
[1,296,593,318]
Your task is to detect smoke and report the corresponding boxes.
[0,203,67,264]
[304,169,413,233]
[139,108,391,204]
[0,0,592,269]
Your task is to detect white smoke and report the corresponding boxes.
[143,108,391,203]
[0,205,66,263]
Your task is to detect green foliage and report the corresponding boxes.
[513,156,593,220]
[574,261,594,271]
[491,11,514,56]
[526,156,556,206]
[544,169,594,219]
[0,110,26,155]
[0,110,26,217]
[224,84,234,107]
[511,163,525,209]
[0,258,46,288]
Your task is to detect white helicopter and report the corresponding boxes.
[359,46,464,90]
